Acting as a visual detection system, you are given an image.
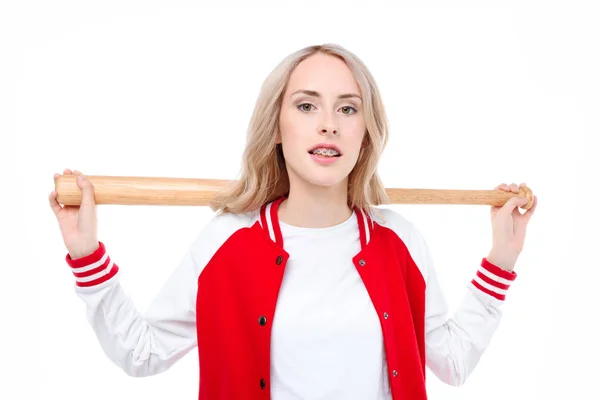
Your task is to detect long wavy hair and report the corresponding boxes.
[209,43,390,218]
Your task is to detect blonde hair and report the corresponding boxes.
[209,43,390,218]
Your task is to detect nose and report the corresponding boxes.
[320,126,337,135]
[318,112,338,135]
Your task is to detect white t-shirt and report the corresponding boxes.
[271,211,391,399]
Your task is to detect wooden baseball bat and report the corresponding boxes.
[54,174,535,209]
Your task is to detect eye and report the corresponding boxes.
[340,106,357,115]
[298,103,314,112]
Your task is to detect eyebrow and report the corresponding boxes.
[291,89,362,101]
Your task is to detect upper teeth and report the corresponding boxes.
[312,148,339,156]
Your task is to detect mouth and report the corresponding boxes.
[308,143,342,165]
[308,143,342,158]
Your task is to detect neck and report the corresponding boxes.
[278,176,352,228]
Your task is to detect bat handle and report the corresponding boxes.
[54,174,230,206]
[384,186,535,209]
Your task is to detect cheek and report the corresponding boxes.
[280,111,310,144]
[339,113,365,132]
[342,122,366,148]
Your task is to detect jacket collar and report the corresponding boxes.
[257,195,375,251]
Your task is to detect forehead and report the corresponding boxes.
[286,53,360,95]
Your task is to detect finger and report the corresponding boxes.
[523,195,537,220]
[64,168,73,175]
[512,205,524,219]
[48,191,63,216]
[498,195,528,217]
[73,170,82,175]
[510,183,519,193]
[494,183,509,191]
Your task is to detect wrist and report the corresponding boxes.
[486,250,516,272]
[68,241,100,260]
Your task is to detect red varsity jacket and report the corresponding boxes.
[65,195,517,399]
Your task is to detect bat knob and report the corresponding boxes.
[519,186,534,210]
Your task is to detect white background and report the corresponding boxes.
[2,1,599,399]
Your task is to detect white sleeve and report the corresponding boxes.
[65,222,215,377]
[410,224,517,386]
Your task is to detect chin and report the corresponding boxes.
[308,177,345,188]
[297,169,350,188]
[286,156,354,189]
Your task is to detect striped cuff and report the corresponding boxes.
[65,241,119,287]
[470,257,517,301]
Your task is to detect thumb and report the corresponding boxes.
[77,175,96,208]
[76,175,98,238]
[498,195,527,217]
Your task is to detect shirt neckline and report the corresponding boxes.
[278,210,357,235]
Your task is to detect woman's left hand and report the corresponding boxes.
[486,182,538,272]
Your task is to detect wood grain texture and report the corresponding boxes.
[55,174,534,209]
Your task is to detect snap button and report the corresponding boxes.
[383,312,388,319]
[260,378,266,389]
[392,370,398,377]
[258,316,267,326]
[359,259,366,266]
[276,255,283,265]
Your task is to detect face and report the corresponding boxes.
[277,52,366,190]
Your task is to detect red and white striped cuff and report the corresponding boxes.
[65,241,119,288]
[470,257,517,301]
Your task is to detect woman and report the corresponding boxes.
[49,43,537,400]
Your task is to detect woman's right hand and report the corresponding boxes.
[49,168,99,259]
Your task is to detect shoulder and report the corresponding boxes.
[189,209,260,262]
[372,207,415,233]
[371,207,433,278]
[204,208,260,235]
[372,207,424,244]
